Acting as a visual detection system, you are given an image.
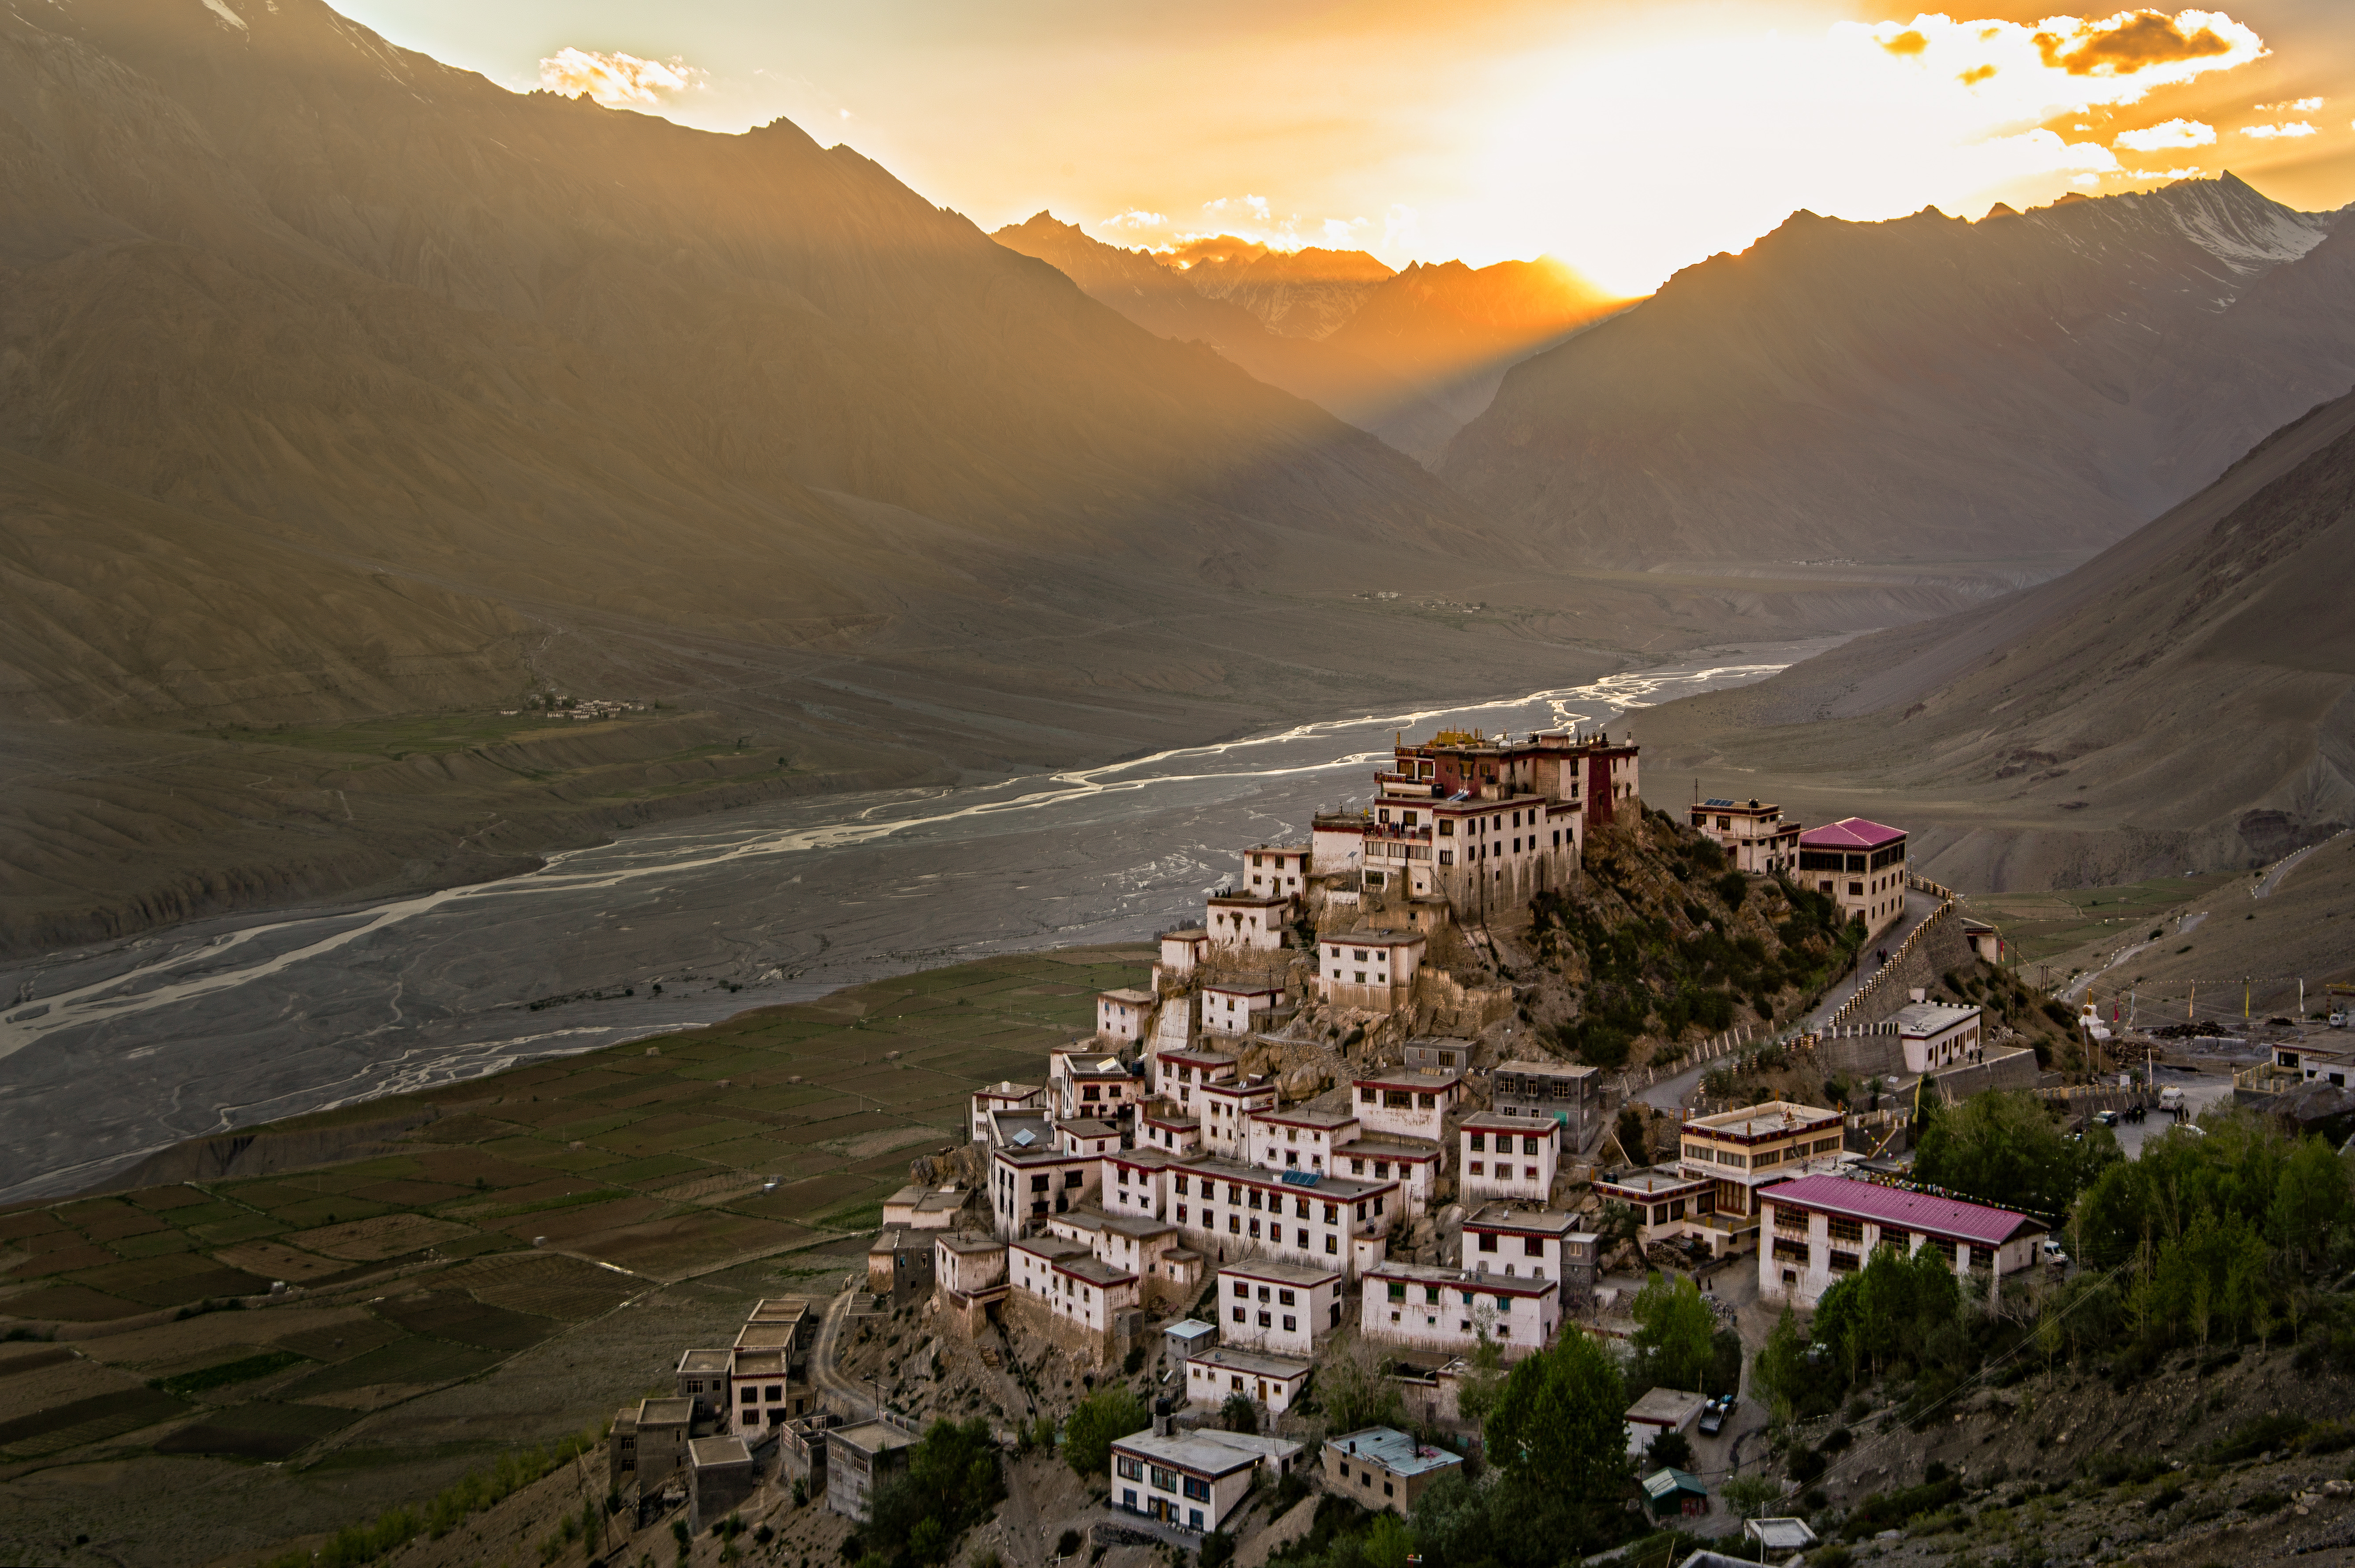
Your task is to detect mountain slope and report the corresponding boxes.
[990,213,1466,463]
[1324,256,1629,424]
[1440,176,2355,571]
[1631,384,2355,889]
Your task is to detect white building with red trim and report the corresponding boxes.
[1458,1112,1559,1203]
[1214,1258,1346,1356]
[1361,1260,1558,1360]
[1169,1158,1396,1279]
[1797,817,1909,935]
[1351,1067,1465,1140]
[1758,1174,2042,1309]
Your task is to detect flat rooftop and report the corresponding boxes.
[1684,1101,1843,1139]
[1894,1002,1981,1036]
[1188,1344,1313,1379]
[676,1348,730,1373]
[1352,1066,1464,1091]
[1492,1058,1598,1079]
[830,1419,918,1457]
[689,1436,752,1468]
[1218,1255,1343,1287]
[1463,1204,1583,1236]
[1325,1426,1463,1478]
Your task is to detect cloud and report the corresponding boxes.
[2240,121,2316,138]
[1203,194,1272,221]
[1103,209,1168,230]
[1474,9,2269,294]
[2130,165,2207,178]
[2113,116,2216,149]
[2032,10,2243,77]
[1383,204,1422,250]
[537,48,705,111]
[1322,217,1369,243]
[2255,97,2324,110]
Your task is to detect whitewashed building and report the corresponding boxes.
[1138,1108,1205,1157]
[1187,1345,1312,1415]
[1202,981,1285,1038]
[1051,1051,1141,1120]
[1171,1158,1396,1279]
[1158,929,1210,979]
[1360,1260,1558,1360]
[989,1140,1100,1236]
[1331,1138,1441,1220]
[1758,1174,2042,1309]
[1197,1078,1279,1157]
[933,1231,1007,1297]
[1214,1258,1346,1356]
[1010,1234,1139,1334]
[970,1082,1044,1144]
[1245,1105,1361,1175]
[1462,1205,1595,1295]
[1351,1067,1465,1140]
[1896,1002,1984,1075]
[1153,1044,1237,1101]
[1110,1426,1302,1534]
[1317,930,1426,1014]
[1242,844,1311,900]
[1102,1147,1175,1220]
[1459,1112,1559,1203]
[1097,988,1158,1044]
[1205,892,1290,952]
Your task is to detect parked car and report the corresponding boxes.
[1698,1395,1734,1436]
[2331,1009,2349,1030]
[2041,1239,2070,1268]
[2094,1110,2119,1127]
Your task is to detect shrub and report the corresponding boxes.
[1198,1532,1235,1568]
[1714,872,1747,910]
[2209,1413,2310,1463]
[1056,1529,1084,1557]
[1063,1387,1147,1477]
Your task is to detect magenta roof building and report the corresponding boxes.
[1758,1174,2044,1309]
[1795,817,1910,937]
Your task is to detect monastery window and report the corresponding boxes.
[1325,1234,1339,1254]
[1374,1161,1391,1178]
[1469,1161,1484,1177]
[1523,1137,1540,1155]
[1439,820,1453,836]
[1826,1216,1864,1243]
[1469,1133,1485,1151]
[1478,1232,1497,1252]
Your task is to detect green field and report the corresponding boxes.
[1962,870,2246,967]
[0,945,1145,1481]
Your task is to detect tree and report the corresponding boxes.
[866,1418,1004,1565]
[1062,1388,1147,1478]
[1362,1516,1417,1568]
[1219,1393,1258,1435]
[1485,1328,1629,1495]
[1616,1105,1650,1166]
[1320,1336,1403,1433]
[1915,1090,2117,1219]
[1644,1428,1694,1472]
[2269,1134,2353,1268]
[1454,1334,1507,1426]
[1722,1473,1782,1521]
[1631,1272,1715,1390]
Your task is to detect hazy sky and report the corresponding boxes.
[337,1,2355,293]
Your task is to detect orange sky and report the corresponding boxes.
[343,1,2355,294]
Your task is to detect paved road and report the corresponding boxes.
[809,1280,877,1418]
[1804,886,1942,1030]
[1630,886,1941,1113]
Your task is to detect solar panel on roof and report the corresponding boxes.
[1280,1170,1323,1186]
[1011,1129,1036,1148]
[1702,798,1736,807]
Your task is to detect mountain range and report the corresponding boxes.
[3,0,1950,952]
[990,219,1626,463]
[1632,381,2355,888]
[1440,175,2355,571]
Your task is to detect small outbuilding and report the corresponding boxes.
[1642,1466,1711,1519]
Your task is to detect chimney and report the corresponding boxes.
[1153,1397,1172,1437]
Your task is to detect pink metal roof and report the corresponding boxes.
[1798,817,1906,850]
[1763,1174,2034,1246]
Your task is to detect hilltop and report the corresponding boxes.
[1442,175,2355,574]
[1632,382,2355,891]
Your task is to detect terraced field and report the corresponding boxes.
[0,945,1140,1550]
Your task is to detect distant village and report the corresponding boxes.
[607,724,2056,1550]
